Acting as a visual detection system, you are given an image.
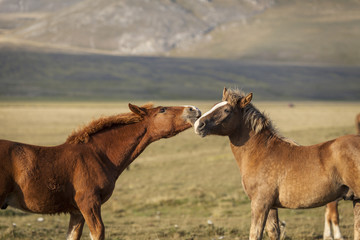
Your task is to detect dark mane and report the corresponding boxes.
[66,103,153,144]
[223,88,298,145]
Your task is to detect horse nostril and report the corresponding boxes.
[198,121,206,130]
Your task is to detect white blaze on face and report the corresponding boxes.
[194,101,228,134]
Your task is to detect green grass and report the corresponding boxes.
[0,101,359,239]
[1,51,360,102]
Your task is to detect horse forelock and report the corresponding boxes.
[66,103,154,144]
[222,88,244,106]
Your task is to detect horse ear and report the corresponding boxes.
[222,87,228,101]
[128,103,147,117]
[239,93,253,108]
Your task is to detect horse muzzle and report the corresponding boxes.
[194,118,208,137]
[183,106,201,125]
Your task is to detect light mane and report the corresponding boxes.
[223,88,298,145]
[66,103,153,144]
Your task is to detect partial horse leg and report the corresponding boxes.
[330,201,343,240]
[66,212,85,240]
[324,201,343,240]
[0,174,10,210]
[324,202,333,240]
[76,194,104,240]
[250,200,271,240]
[354,200,360,240]
[265,208,280,240]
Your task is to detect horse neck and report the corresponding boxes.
[228,119,252,147]
[89,120,151,175]
[228,123,275,171]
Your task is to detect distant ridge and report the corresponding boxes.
[1,0,360,65]
[0,0,272,54]
[1,50,359,101]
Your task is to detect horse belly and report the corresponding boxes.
[7,184,74,214]
[277,181,344,209]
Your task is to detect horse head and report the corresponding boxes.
[194,87,252,137]
[129,103,201,140]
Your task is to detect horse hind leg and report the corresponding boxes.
[324,201,343,240]
[354,200,360,240]
[324,209,332,240]
[331,206,343,240]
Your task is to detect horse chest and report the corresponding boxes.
[241,175,263,199]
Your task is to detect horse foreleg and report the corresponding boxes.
[265,209,280,240]
[67,212,85,240]
[250,200,271,240]
[77,195,104,240]
[354,200,360,240]
[0,174,11,210]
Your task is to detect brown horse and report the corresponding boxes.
[194,88,360,240]
[0,103,201,240]
[357,113,360,134]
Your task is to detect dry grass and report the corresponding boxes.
[171,0,360,65]
[0,100,359,239]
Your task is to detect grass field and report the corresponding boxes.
[0,100,359,240]
[1,51,360,102]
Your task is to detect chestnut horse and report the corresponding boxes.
[0,103,201,240]
[194,88,360,240]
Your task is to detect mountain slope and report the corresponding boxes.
[7,0,273,54]
[1,0,360,65]
[170,0,360,65]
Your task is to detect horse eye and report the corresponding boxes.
[224,109,231,113]
[159,108,166,113]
